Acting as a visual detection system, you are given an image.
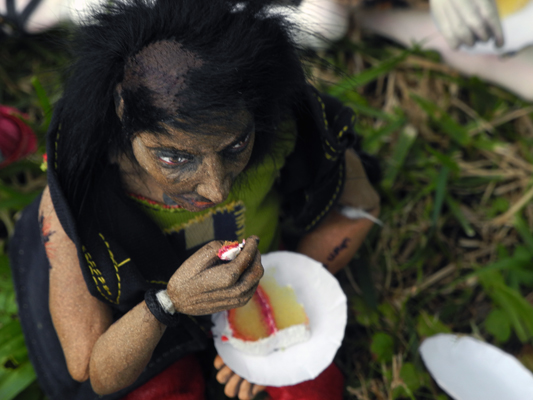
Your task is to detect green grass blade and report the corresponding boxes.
[363,117,407,154]
[31,76,52,131]
[514,215,533,254]
[411,94,471,147]
[382,124,418,190]
[445,195,475,237]
[328,50,410,98]
[0,361,36,400]
[432,167,449,227]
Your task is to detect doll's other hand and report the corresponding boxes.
[430,0,504,49]
[167,236,263,315]
[214,355,266,400]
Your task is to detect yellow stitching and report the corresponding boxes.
[324,139,337,154]
[338,125,348,139]
[314,94,329,130]
[305,163,344,231]
[117,258,131,267]
[54,131,60,170]
[149,280,168,285]
[82,245,116,303]
[188,316,207,333]
[98,233,123,304]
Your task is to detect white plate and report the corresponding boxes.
[212,251,347,387]
[420,334,533,400]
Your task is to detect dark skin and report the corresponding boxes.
[44,105,379,400]
[44,112,264,395]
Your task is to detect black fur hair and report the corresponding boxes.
[51,0,307,215]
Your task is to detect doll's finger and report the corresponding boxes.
[252,384,267,397]
[181,240,225,275]
[224,373,244,398]
[216,365,234,384]
[203,236,260,290]
[453,0,491,42]
[238,379,254,400]
[230,236,260,276]
[214,354,225,370]
[433,0,460,48]
[446,4,475,47]
[474,0,504,46]
[232,250,263,290]
[220,244,262,290]
[183,286,258,315]
[470,0,500,45]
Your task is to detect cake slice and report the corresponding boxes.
[221,274,311,356]
[218,240,245,261]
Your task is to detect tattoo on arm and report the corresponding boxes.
[326,238,351,263]
[39,214,56,265]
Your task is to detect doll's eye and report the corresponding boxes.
[226,132,251,153]
[158,155,190,166]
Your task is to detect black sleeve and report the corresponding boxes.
[279,86,380,234]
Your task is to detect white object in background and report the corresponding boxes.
[464,0,533,54]
[357,8,533,101]
[338,205,383,225]
[0,0,102,33]
[267,0,349,50]
[430,0,503,49]
[420,334,533,400]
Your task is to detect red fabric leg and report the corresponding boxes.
[265,362,344,400]
[123,354,205,400]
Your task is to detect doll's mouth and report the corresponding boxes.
[163,193,215,210]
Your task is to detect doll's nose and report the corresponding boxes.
[196,157,231,204]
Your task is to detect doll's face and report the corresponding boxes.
[131,115,255,212]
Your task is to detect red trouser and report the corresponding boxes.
[123,354,344,400]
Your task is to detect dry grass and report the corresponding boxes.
[1,13,533,400]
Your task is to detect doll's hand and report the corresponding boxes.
[167,236,263,315]
[430,0,504,49]
[214,355,266,400]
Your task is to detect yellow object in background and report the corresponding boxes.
[496,0,530,17]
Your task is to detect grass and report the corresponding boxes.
[1,19,533,400]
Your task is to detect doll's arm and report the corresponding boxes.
[42,186,263,394]
[296,149,379,274]
[42,186,166,392]
[430,0,503,49]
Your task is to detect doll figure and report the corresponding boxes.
[273,0,504,50]
[279,0,533,100]
[9,0,380,399]
[429,0,503,49]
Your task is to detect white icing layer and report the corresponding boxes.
[223,322,311,356]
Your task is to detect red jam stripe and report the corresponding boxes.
[255,285,278,336]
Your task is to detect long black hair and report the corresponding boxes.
[50,0,307,215]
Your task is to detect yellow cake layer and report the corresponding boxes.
[496,0,530,17]
[260,275,308,330]
[229,293,270,340]
[228,274,309,341]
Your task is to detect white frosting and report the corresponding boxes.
[219,240,245,261]
[219,246,242,261]
[222,320,311,357]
